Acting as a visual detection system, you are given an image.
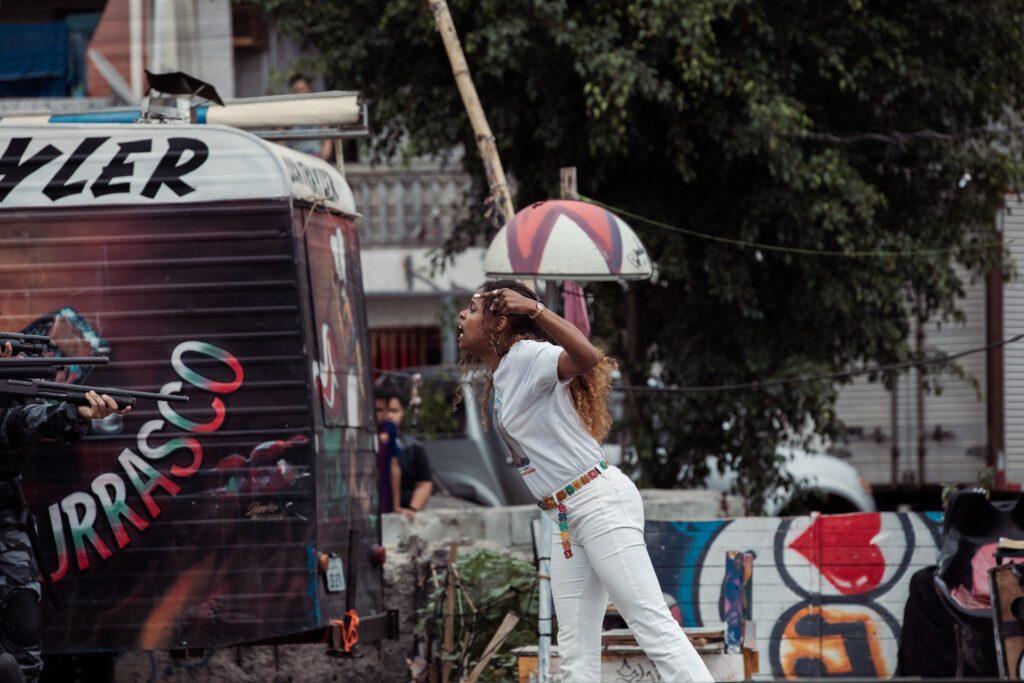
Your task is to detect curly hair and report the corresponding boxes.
[455,279,616,443]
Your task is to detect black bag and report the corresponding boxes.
[899,489,1024,676]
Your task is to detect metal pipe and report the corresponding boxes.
[987,217,1006,488]
[890,378,899,486]
[129,0,143,100]
[536,511,552,682]
[916,298,926,485]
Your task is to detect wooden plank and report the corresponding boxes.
[466,611,520,683]
[516,650,747,682]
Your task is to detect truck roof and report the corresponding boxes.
[0,123,357,216]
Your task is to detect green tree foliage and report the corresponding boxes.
[256,0,1024,509]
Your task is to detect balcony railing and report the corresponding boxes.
[346,163,473,247]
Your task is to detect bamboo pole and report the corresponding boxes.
[426,0,516,227]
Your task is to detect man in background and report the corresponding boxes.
[375,385,433,521]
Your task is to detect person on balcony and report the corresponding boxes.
[281,74,334,161]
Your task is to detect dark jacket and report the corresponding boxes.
[0,399,88,482]
[395,434,432,509]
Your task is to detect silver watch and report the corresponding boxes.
[529,301,546,319]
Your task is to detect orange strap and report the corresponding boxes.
[326,609,360,653]
[341,609,360,651]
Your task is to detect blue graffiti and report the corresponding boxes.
[646,520,729,627]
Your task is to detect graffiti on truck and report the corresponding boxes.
[45,340,243,580]
[0,203,381,652]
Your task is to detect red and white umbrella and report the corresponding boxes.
[483,199,653,281]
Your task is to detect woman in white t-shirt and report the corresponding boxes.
[456,280,713,683]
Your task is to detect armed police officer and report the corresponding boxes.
[0,342,128,683]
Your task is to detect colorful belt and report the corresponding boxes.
[537,460,609,559]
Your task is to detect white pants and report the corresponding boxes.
[547,465,714,682]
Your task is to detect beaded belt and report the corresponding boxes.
[536,460,609,559]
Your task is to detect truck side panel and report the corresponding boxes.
[298,206,381,626]
[0,201,328,652]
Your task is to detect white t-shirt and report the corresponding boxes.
[492,339,605,499]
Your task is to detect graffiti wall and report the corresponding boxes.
[648,512,943,678]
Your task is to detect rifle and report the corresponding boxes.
[0,353,188,408]
[0,378,188,408]
[0,331,61,357]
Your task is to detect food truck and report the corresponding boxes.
[0,107,392,656]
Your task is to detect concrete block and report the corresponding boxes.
[481,506,513,547]
[510,509,536,547]
[385,490,741,551]
[641,489,744,520]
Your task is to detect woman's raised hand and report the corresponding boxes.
[481,288,537,316]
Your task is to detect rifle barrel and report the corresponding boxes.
[0,357,109,366]
[34,380,189,404]
[0,332,52,343]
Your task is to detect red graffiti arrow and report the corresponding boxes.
[789,513,884,595]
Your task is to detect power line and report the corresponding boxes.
[578,194,1007,259]
[619,333,1024,395]
[372,333,1024,396]
[736,123,1024,146]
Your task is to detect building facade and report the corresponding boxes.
[1,0,478,379]
[832,197,1021,496]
